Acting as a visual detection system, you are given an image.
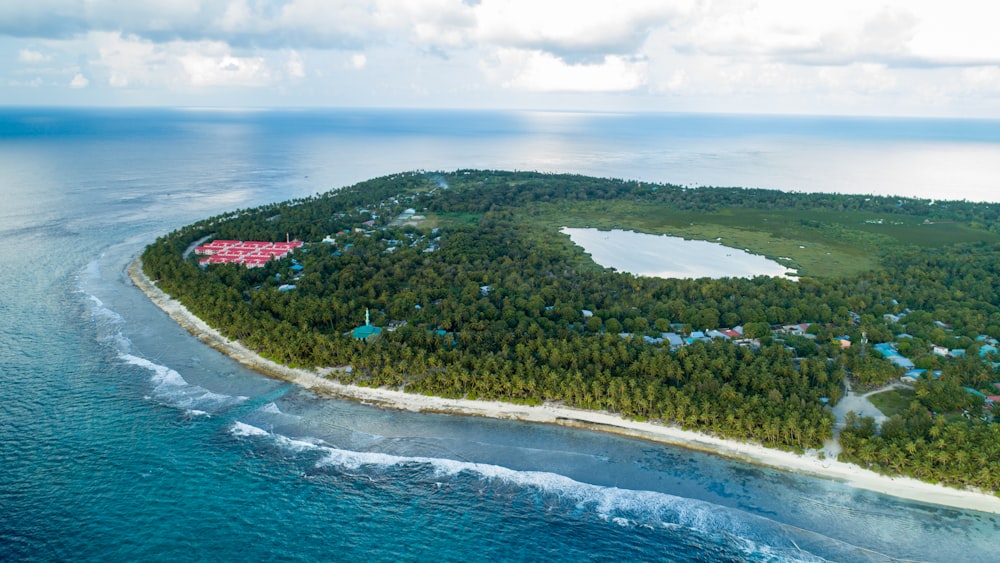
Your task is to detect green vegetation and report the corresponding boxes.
[142,170,1000,491]
[867,388,915,418]
[841,404,1000,491]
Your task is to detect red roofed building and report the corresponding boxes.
[194,239,302,268]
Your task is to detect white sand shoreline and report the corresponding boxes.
[128,258,1000,514]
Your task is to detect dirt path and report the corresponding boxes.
[825,379,904,458]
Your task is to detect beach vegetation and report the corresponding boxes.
[142,170,1000,491]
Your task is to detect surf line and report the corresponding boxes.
[128,257,1000,515]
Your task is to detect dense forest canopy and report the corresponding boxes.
[142,170,1000,493]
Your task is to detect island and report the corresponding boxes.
[135,170,1000,511]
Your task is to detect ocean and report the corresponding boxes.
[2,107,999,562]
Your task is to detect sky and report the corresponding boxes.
[3,1,1000,117]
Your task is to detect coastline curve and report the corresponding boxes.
[127,257,1000,514]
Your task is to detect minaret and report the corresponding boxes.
[365,308,370,327]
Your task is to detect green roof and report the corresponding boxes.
[352,325,382,340]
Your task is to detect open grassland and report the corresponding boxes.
[515,200,998,278]
[868,387,917,418]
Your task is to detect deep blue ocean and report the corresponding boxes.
[2,108,1000,562]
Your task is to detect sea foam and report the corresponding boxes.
[231,420,822,561]
[121,353,248,414]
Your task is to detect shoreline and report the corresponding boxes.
[128,257,1000,514]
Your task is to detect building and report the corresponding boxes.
[351,309,382,342]
[195,239,304,268]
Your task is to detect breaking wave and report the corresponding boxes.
[121,353,248,414]
[79,268,248,416]
[230,421,884,562]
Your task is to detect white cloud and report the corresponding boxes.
[287,50,305,78]
[91,31,169,88]
[819,63,897,94]
[490,48,646,92]
[2,1,1000,114]
[961,66,1000,95]
[9,76,44,87]
[474,0,686,59]
[179,51,270,87]
[18,48,52,63]
[69,72,88,88]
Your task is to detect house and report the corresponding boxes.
[901,369,925,384]
[889,356,915,369]
[932,345,949,357]
[385,320,408,332]
[662,333,685,348]
[780,324,809,335]
[874,342,915,369]
[685,331,710,345]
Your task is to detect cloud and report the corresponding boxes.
[2,1,999,69]
[69,72,88,88]
[178,50,270,87]
[287,50,305,78]
[2,1,1000,114]
[670,1,1000,68]
[9,76,43,87]
[489,48,646,92]
[474,0,685,62]
[961,66,1000,95]
[18,48,52,63]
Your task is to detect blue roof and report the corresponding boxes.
[889,356,915,369]
[874,342,902,358]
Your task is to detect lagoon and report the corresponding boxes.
[561,227,797,279]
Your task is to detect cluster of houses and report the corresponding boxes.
[872,316,1000,406]
[613,318,761,349]
[195,239,303,268]
[322,207,442,256]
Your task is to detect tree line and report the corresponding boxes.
[142,170,1000,481]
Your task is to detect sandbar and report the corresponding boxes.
[128,258,1000,514]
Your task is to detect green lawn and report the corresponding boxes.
[868,387,917,418]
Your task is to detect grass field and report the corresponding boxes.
[868,387,917,418]
[424,186,1000,279]
[526,200,999,278]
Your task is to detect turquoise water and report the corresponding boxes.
[3,108,1000,562]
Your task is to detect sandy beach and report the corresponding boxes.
[128,258,1000,514]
